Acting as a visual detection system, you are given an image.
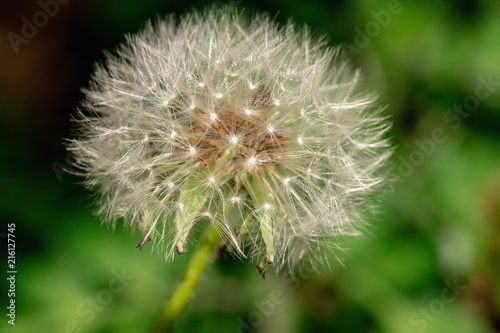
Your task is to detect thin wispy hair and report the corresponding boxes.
[68,6,392,271]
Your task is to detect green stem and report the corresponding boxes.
[152,225,221,333]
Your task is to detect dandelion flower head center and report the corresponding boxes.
[178,85,287,174]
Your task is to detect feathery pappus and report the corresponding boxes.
[68,6,393,271]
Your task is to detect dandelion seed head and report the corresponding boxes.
[68,6,393,271]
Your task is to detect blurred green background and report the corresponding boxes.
[1,0,499,332]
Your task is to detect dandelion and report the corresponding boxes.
[69,5,391,269]
[68,5,392,331]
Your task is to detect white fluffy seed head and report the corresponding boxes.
[67,6,392,271]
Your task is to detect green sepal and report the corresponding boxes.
[256,256,268,279]
[175,174,211,254]
[241,173,276,264]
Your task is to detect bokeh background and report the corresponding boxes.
[1,0,500,332]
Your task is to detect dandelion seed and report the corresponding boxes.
[263,203,273,211]
[67,6,392,270]
[188,146,197,156]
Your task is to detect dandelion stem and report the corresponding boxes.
[152,225,221,333]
